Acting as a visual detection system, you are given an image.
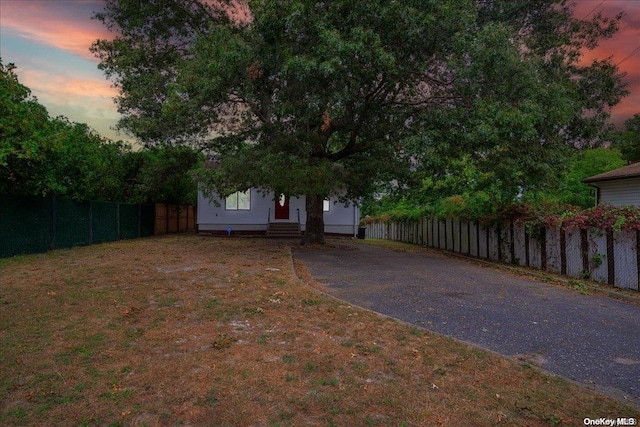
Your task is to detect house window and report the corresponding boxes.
[323,198,330,212]
[226,190,251,210]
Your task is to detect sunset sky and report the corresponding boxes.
[1,0,639,145]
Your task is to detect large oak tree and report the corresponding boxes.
[92,0,628,243]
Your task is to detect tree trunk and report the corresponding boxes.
[301,194,325,245]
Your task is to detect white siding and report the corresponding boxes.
[197,189,359,235]
[321,199,360,235]
[198,188,277,228]
[597,178,640,207]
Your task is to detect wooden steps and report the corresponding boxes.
[266,222,302,239]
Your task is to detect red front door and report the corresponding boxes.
[274,194,290,220]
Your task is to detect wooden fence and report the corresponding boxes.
[154,203,196,235]
[366,218,640,291]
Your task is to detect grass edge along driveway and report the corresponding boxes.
[293,238,640,409]
[0,234,638,426]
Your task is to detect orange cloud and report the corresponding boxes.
[573,1,640,125]
[14,68,126,142]
[4,0,637,130]
[1,0,111,62]
[1,0,251,62]
[20,69,118,113]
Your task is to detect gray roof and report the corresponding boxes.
[583,162,640,184]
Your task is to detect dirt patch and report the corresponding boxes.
[0,235,638,426]
[513,353,548,367]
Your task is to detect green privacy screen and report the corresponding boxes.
[92,201,119,244]
[54,198,91,249]
[119,203,140,240]
[0,196,157,258]
[0,196,53,257]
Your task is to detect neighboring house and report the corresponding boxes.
[197,188,360,237]
[583,162,640,207]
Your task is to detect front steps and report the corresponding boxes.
[266,222,302,239]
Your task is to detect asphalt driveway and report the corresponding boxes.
[293,241,640,407]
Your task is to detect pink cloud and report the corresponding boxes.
[13,67,125,141]
[1,0,251,62]
[20,69,117,112]
[573,1,640,125]
[1,0,111,62]
[4,0,637,129]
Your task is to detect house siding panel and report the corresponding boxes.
[197,189,359,236]
[597,178,640,207]
[198,189,275,225]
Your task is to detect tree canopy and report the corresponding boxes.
[0,59,202,205]
[400,0,628,208]
[611,114,640,163]
[92,0,628,243]
[1,60,124,199]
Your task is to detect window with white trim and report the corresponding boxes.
[226,190,251,210]
[323,198,330,212]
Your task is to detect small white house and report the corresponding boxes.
[197,188,360,237]
[583,162,640,207]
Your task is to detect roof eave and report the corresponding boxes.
[583,174,640,184]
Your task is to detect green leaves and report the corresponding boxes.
[611,114,640,163]
[92,0,630,240]
[549,148,625,208]
[0,58,202,203]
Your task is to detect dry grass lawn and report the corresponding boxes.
[1,234,638,426]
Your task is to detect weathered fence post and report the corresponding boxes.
[364,218,639,290]
[607,229,615,286]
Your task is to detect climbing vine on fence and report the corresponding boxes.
[509,204,640,231]
[365,203,640,231]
